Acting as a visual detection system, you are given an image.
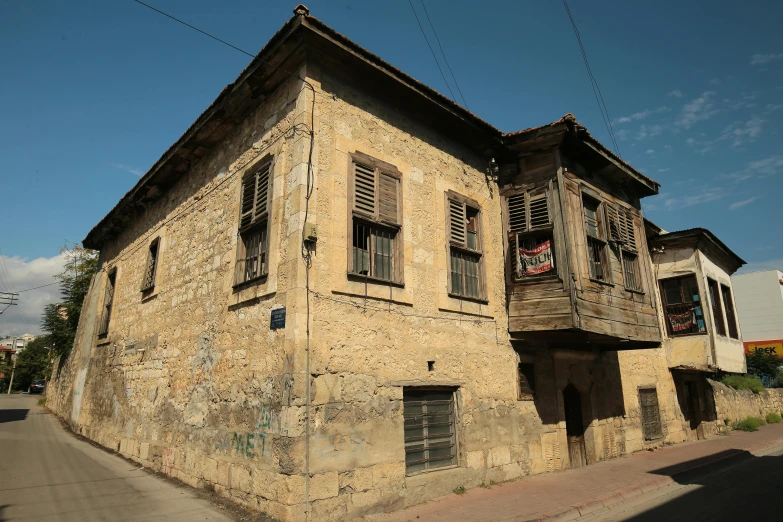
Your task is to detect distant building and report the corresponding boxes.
[0,345,16,379]
[0,334,35,352]
[732,269,783,358]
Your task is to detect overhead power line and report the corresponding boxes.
[15,281,60,293]
[418,0,469,110]
[407,0,458,105]
[561,0,622,158]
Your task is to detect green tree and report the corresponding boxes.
[11,336,50,391]
[746,349,783,384]
[40,244,99,358]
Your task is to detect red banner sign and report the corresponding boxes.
[517,240,554,276]
[667,309,696,332]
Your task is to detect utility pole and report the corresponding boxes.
[6,357,16,394]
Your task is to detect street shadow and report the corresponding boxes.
[622,451,783,521]
[0,409,29,423]
[0,504,8,522]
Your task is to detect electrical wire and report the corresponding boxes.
[561,0,622,158]
[419,0,469,110]
[14,282,60,293]
[407,0,458,105]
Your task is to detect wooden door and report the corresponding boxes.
[563,384,587,468]
[684,380,702,439]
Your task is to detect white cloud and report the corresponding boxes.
[710,78,722,85]
[613,106,670,125]
[719,117,765,148]
[729,196,761,210]
[647,187,726,211]
[0,254,66,336]
[736,258,783,274]
[676,91,719,128]
[646,149,655,154]
[658,168,671,172]
[110,162,143,177]
[636,123,666,141]
[664,145,673,151]
[721,155,783,182]
[668,90,684,98]
[750,53,783,65]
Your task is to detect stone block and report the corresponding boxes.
[230,464,252,493]
[466,450,485,470]
[342,374,376,403]
[216,460,230,487]
[371,461,405,488]
[313,374,341,405]
[339,467,373,493]
[252,468,278,501]
[349,489,381,516]
[529,439,543,459]
[311,495,348,521]
[139,442,150,460]
[202,458,218,483]
[489,445,511,467]
[510,443,528,463]
[310,471,339,501]
[278,474,306,505]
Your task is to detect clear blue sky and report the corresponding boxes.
[1,0,781,270]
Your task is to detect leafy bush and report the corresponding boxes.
[734,417,765,432]
[746,350,783,383]
[453,486,466,495]
[721,374,764,393]
[766,413,782,424]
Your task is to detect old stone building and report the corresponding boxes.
[49,6,707,521]
[645,222,746,439]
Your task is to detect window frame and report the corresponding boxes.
[581,193,611,283]
[98,267,117,338]
[707,277,727,337]
[505,186,557,282]
[446,190,487,302]
[639,387,663,441]
[659,274,708,337]
[403,388,459,476]
[233,155,274,288]
[720,283,740,339]
[140,237,160,293]
[347,152,404,285]
[621,250,642,292]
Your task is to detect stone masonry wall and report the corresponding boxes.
[710,379,783,425]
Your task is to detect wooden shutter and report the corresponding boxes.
[528,194,550,229]
[353,162,376,217]
[448,198,467,247]
[239,161,272,229]
[140,238,159,292]
[639,388,662,439]
[508,193,527,233]
[378,172,399,224]
[606,205,622,242]
[621,210,637,251]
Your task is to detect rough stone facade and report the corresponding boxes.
[710,379,783,426]
[47,10,722,522]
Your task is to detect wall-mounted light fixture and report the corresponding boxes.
[486,158,500,182]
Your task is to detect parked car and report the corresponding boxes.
[29,380,45,394]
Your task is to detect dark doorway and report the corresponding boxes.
[563,383,587,468]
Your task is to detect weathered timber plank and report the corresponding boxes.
[509,296,572,317]
[509,313,573,332]
[577,300,658,328]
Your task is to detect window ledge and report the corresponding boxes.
[624,288,646,295]
[669,332,708,338]
[141,291,158,303]
[96,339,111,347]
[405,464,460,478]
[517,393,535,402]
[232,274,268,291]
[446,293,488,305]
[588,278,615,287]
[644,435,664,442]
[512,275,561,286]
[347,272,404,288]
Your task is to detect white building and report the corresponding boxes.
[0,334,35,352]
[732,269,783,356]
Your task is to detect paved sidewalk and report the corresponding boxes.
[367,423,783,522]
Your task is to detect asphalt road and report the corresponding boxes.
[0,394,234,522]
[590,447,783,521]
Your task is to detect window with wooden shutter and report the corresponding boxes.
[582,195,609,282]
[234,157,273,286]
[721,284,739,339]
[348,152,403,284]
[607,205,643,291]
[707,278,727,337]
[140,238,160,293]
[447,192,484,300]
[98,268,117,337]
[639,388,662,440]
[507,188,555,280]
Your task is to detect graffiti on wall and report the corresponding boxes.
[214,403,274,459]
